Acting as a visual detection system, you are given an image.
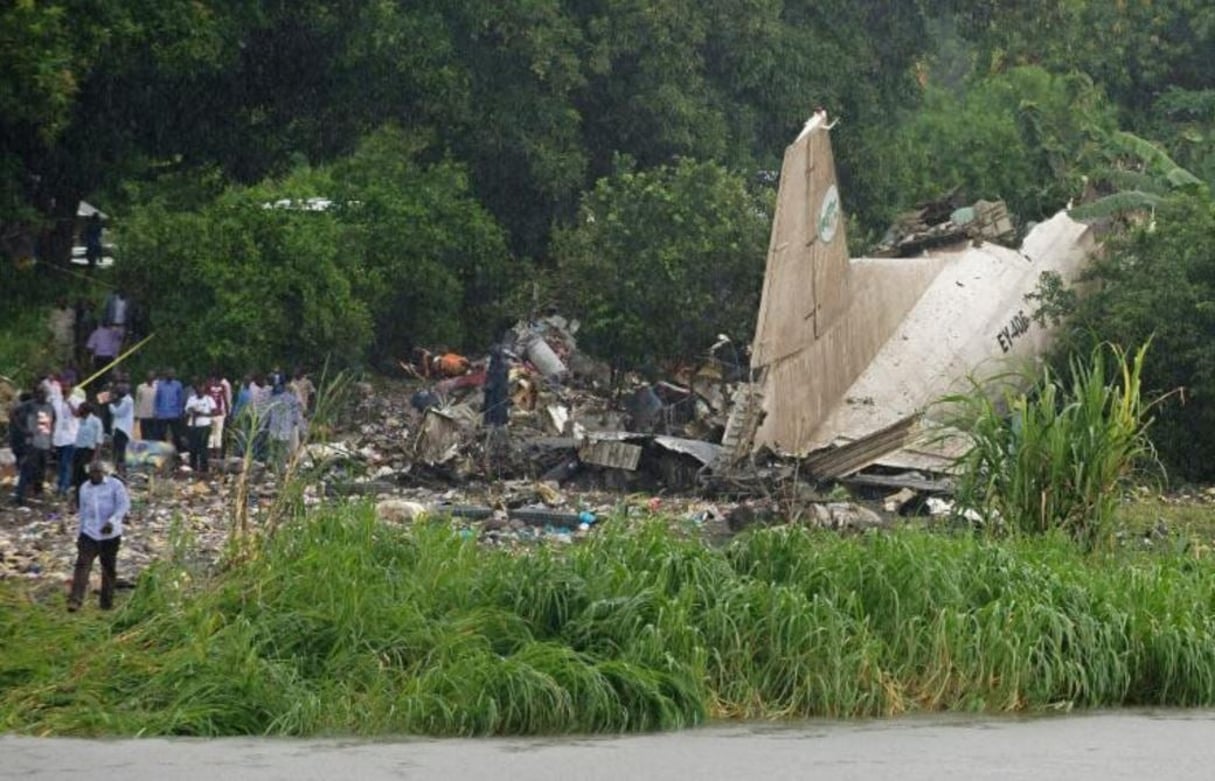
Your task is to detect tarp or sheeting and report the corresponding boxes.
[76,201,107,219]
[743,114,1095,474]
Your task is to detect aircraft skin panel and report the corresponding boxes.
[809,213,1094,451]
[752,254,951,453]
[752,130,817,366]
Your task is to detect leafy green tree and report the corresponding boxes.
[553,158,771,372]
[958,0,1215,110]
[115,127,513,375]
[1045,193,1215,481]
[327,127,518,357]
[1067,131,1205,221]
[116,183,370,377]
[1140,88,1215,189]
[857,66,1117,233]
[1,0,241,264]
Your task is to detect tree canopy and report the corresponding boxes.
[554,157,771,373]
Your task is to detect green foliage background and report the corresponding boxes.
[1045,194,1215,481]
[114,129,513,376]
[553,158,771,371]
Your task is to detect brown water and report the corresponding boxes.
[3,710,1213,780]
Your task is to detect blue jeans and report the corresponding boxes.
[56,444,75,494]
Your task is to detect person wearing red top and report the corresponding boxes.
[204,371,231,460]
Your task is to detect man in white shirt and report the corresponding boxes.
[51,381,81,496]
[108,384,135,476]
[68,462,130,611]
[183,382,216,474]
[70,401,103,504]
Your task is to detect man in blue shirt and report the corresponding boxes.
[153,367,185,451]
[68,461,130,611]
[70,401,103,508]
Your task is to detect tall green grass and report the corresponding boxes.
[5,510,1215,736]
[946,342,1159,547]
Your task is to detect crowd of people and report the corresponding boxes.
[7,363,316,509]
[46,288,144,375]
[6,356,317,612]
[7,282,322,611]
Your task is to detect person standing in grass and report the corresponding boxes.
[83,213,104,269]
[288,368,314,450]
[73,298,95,369]
[47,299,76,366]
[12,386,54,506]
[184,382,216,474]
[68,462,129,612]
[102,288,129,339]
[85,324,122,385]
[289,367,315,414]
[266,381,302,467]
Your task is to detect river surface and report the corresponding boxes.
[3,710,1213,780]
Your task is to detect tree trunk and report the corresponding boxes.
[42,186,83,268]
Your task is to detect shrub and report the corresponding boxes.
[946,342,1158,547]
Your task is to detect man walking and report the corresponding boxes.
[68,462,130,612]
[85,323,122,384]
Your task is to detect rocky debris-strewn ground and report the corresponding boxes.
[0,371,910,589]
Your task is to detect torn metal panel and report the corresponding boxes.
[414,404,478,465]
[651,436,722,467]
[799,416,919,479]
[843,472,954,494]
[544,405,570,435]
[578,438,643,470]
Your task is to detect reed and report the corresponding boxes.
[945,342,1159,547]
[5,512,1215,736]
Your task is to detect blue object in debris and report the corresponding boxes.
[578,510,596,525]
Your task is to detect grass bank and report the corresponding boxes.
[4,508,1215,736]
